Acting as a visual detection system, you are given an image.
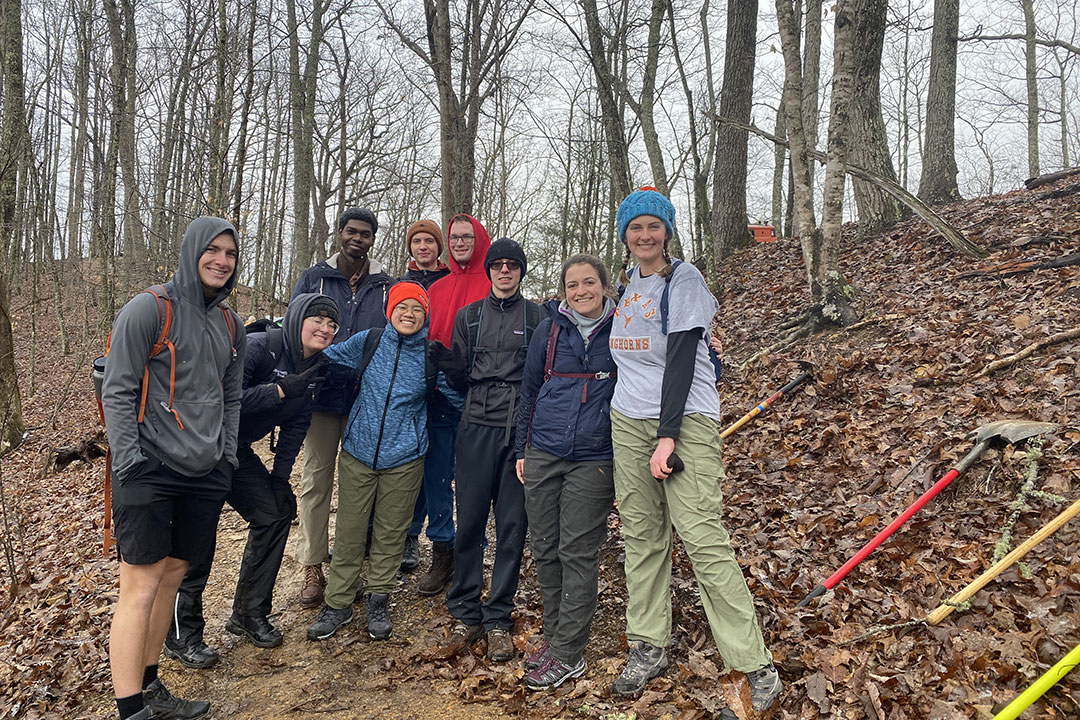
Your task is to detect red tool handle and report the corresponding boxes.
[797,439,988,607]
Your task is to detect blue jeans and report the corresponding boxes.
[407,392,459,544]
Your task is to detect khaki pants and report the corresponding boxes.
[324,454,424,607]
[294,411,347,566]
[611,409,771,672]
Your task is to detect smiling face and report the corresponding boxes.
[447,219,475,265]
[488,259,522,298]
[198,232,238,294]
[390,298,426,336]
[624,215,667,271]
[300,315,337,357]
[563,262,605,318]
[339,219,374,262]
[410,231,439,269]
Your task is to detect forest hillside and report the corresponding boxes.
[0,176,1078,719]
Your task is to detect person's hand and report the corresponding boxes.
[430,341,468,389]
[709,334,723,360]
[649,437,677,480]
[515,458,525,484]
[277,358,327,399]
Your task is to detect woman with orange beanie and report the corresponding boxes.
[305,282,462,643]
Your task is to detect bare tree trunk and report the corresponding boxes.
[712,0,757,261]
[849,0,901,235]
[65,0,92,261]
[580,0,633,206]
[287,0,326,271]
[208,0,231,215]
[917,0,962,204]
[802,0,821,209]
[231,0,258,225]
[0,0,26,449]
[772,87,788,232]
[1020,0,1040,176]
[102,0,145,273]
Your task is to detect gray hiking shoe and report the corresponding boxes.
[611,641,668,696]
[525,656,586,690]
[306,604,353,641]
[720,663,783,718]
[366,592,393,640]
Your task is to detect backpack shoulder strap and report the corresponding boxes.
[658,260,683,335]
[542,320,561,382]
[524,301,541,346]
[137,285,182,429]
[356,327,384,382]
[465,301,483,372]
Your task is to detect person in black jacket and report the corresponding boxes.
[441,238,540,663]
[514,254,617,690]
[165,294,338,668]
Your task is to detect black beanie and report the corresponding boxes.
[484,237,528,279]
[337,207,378,234]
[304,295,340,324]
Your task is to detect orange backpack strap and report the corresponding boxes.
[220,306,238,359]
[136,286,182,430]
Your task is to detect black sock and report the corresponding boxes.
[141,664,158,690]
[116,692,144,719]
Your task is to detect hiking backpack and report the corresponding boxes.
[463,299,542,373]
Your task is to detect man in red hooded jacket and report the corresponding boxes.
[413,213,492,594]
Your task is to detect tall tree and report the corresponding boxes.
[1020,0,1040,176]
[776,0,858,327]
[712,0,758,261]
[0,0,26,448]
[380,0,535,230]
[849,0,901,234]
[917,0,961,205]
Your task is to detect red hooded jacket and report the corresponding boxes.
[426,214,492,346]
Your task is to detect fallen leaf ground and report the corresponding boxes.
[1,177,1078,719]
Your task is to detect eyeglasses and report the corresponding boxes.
[306,316,340,334]
[490,260,520,271]
[448,234,475,242]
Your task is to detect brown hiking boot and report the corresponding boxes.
[417,541,454,596]
[439,621,484,656]
[486,628,515,662]
[299,564,326,608]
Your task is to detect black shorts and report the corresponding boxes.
[112,455,231,565]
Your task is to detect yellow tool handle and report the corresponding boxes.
[992,641,1080,720]
[926,498,1080,625]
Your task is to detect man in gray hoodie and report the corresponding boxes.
[101,217,246,720]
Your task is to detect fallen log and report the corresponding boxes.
[1024,167,1080,190]
[955,252,1080,279]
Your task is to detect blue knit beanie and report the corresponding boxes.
[615,187,675,245]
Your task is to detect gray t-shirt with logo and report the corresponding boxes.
[609,262,720,421]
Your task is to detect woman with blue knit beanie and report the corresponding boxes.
[607,187,782,716]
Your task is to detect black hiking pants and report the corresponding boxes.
[446,423,528,631]
[169,447,294,646]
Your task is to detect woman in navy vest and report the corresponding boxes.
[514,254,617,690]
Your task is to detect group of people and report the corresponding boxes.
[99,188,783,720]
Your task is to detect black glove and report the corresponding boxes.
[277,358,327,399]
[429,341,468,389]
[270,474,297,520]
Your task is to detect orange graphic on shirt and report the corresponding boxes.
[623,313,634,328]
[644,309,656,319]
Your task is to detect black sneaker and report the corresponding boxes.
[366,592,393,640]
[306,604,353,641]
[143,678,210,720]
[611,641,668,696]
[162,638,219,670]
[400,534,420,573]
[719,663,783,718]
[226,614,283,648]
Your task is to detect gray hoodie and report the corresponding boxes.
[102,217,246,482]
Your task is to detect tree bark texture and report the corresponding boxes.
[712,0,757,261]
[801,0,821,210]
[917,0,961,205]
[849,0,901,235]
[1020,0,1040,177]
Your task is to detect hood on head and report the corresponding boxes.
[283,293,336,365]
[173,216,239,307]
[445,214,491,276]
